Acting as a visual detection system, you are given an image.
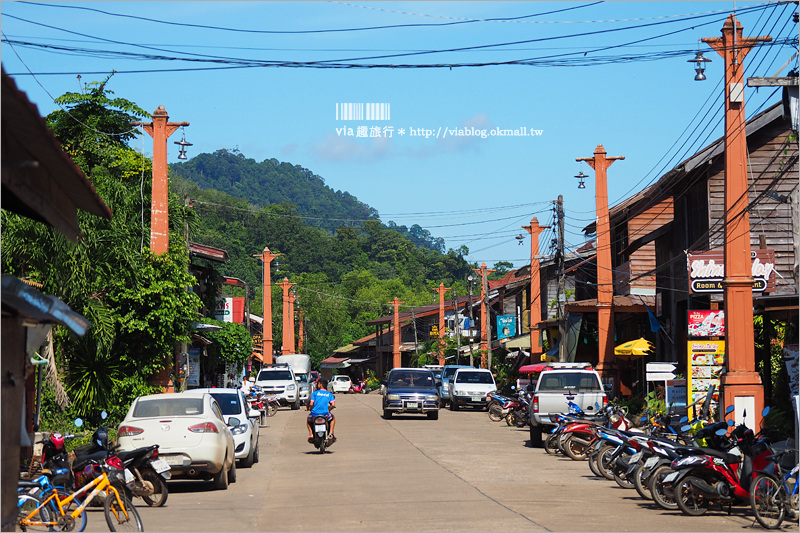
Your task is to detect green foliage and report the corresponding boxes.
[200,318,253,364]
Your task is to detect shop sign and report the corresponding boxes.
[187,355,200,387]
[497,315,515,340]
[687,341,725,408]
[252,333,262,345]
[687,310,725,337]
[214,297,233,322]
[687,250,775,294]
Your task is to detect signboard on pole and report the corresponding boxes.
[687,310,725,337]
[497,315,515,340]
[647,372,676,381]
[646,363,676,373]
[666,379,687,408]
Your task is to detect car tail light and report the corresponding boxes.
[117,425,144,437]
[603,396,608,407]
[188,422,219,433]
[532,397,539,413]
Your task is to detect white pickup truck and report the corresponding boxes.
[527,363,607,447]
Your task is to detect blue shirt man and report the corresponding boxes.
[307,378,336,441]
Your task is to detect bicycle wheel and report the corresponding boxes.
[750,474,785,529]
[104,491,143,532]
[18,494,53,532]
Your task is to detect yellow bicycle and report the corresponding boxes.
[18,464,143,532]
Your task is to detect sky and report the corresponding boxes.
[2,1,798,269]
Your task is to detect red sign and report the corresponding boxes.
[687,250,775,294]
[687,310,725,337]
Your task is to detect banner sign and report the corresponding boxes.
[687,250,775,294]
[687,341,724,407]
[497,315,516,340]
[214,297,233,323]
[687,310,725,337]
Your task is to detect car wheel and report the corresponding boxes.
[427,411,439,420]
[383,409,392,419]
[450,399,459,411]
[253,440,260,463]
[529,424,543,448]
[239,442,255,468]
[291,399,300,410]
[212,463,229,490]
[228,459,236,483]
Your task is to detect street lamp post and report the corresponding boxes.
[577,145,624,396]
[472,263,495,369]
[390,297,405,369]
[701,15,771,429]
[467,275,475,367]
[253,247,280,364]
[436,283,451,366]
[522,217,550,360]
[278,278,296,355]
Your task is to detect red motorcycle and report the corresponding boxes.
[664,406,775,516]
[349,379,368,394]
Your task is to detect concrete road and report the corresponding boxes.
[85,393,792,532]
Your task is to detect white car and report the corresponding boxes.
[189,388,260,468]
[117,392,237,490]
[448,368,496,411]
[330,375,352,393]
[255,365,300,410]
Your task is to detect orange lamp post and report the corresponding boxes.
[702,15,770,429]
[278,278,296,355]
[390,297,404,369]
[472,263,495,369]
[577,145,624,395]
[436,283,451,366]
[288,290,297,354]
[132,106,189,255]
[253,247,279,364]
[522,217,550,358]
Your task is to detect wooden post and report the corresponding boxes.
[278,278,296,355]
[523,217,550,360]
[253,247,279,364]
[390,297,405,369]
[436,283,451,366]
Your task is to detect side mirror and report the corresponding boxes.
[762,406,770,417]
[725,405,735,415]
[228,417,241,427]
[511,385,516,390]
[640,416,648,423]
[74,418,84,428]
[248,409,260,419]
[727,419,735,427]
[101,411,108,420]
[681,424,692,432]
[380,380,387,386]
[715,428,728,436]
[680,416,689,424]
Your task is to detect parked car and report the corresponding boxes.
[448,368,496,411]
[188,388,260,468]
[117,392,237,490]
[381,368,440,420]
[330,375,352,393]
[255,364,300,410]
[438,364,471,408]
[527,363,607,447]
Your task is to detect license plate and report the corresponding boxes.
[405,402,418,409]
[644,456,659,469]
[630,451,643,463]
[471,397,482,402]
[662,472,678,484]
[162,455,184,466]
[315,424,326,432]
[124,469,135,484]
[150,459,170,473]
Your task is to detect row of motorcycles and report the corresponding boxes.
[539,395,799,529]
[244,385,280,424]
[487,386,531,427]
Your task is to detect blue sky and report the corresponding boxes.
[2,1,797,268]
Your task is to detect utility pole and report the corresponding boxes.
[436,283,451,366]
[522,217,550,361]
[473,263,496,369]
[703,15,771,429]
[253,247,280,364]
[556,195,567,362]
[298,309,304,353]
[277,278,296,355]
[410,307,419,357]
[390,297,405,369]
[577,145,624,396]
[453,287,460,365]
[132,106,189,255]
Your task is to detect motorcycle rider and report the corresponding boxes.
[307,378,336,442]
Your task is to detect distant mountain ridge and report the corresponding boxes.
[170,148,446,253]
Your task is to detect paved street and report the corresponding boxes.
[85,393,786,532]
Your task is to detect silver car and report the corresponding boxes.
[189,388,260,468]
[117,392,237,490]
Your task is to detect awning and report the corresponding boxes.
[333,343,360,354]
[347,356,378,364]
[320,356,351,369]
[502,334,531,350]
[250,351,263,363]
[519,363,548,374]
[1,275,89,335]
[614,338,654,359]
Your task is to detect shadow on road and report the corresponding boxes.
[164,479,216,494]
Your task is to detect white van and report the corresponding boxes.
[447,368,496,411]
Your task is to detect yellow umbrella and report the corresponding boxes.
[614,338,655,359]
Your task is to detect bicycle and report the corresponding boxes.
[18,470,87,532]
[750,448,799,529]
[18,463,143,532]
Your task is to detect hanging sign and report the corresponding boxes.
[687,250,775,294]
[497,315,516,340]
[687,310,725,337]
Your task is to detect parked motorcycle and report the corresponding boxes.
[349,379,368,394]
